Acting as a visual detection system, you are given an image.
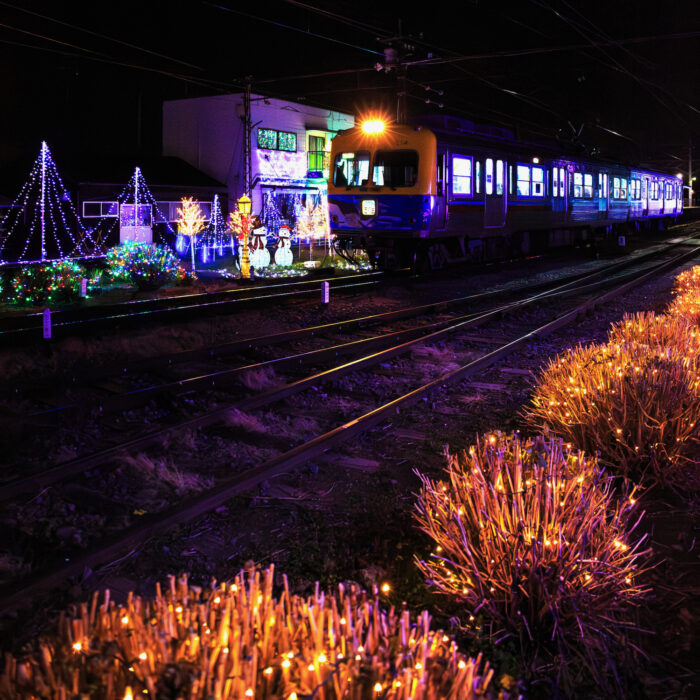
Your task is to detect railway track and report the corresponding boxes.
[0,230,698,619]
[0,268,387,344]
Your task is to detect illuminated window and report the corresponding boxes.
[572,172,583,198]
[485,159,494,195]
[496,160,504,195]
[553,168,559,197]
[278,131,297,152]
[630,179,641,200]
[559,168,565,197]
[664,182,674,200]
[307,135,327,173]
[532,166,544,196]
[333,151,370,187]
[583,173,593,199]
[619,178,628,199]
[257,128,297,152]
[257,128,278,150]
[452,155,473,195]
[613,177,620,199]
[650,181,659,200]
[82,201,119,218]
[516,165,531,197]
[475,161,481,194]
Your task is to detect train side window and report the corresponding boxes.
[572,172,583,198]
[496,159,504,195]
[631,179,641,200]
[598,173,603,198]
[559,168,565,197]
[451,155,472,196]
[475,161,481,194]
[553,168,558,197]
[583,174,593,199]
[509,166,513,195]
[532,167,544,197]
[620,178,628,199]
[613,177,620,199]
[486,159,494,195]
[651,181,659,200]
[517,165,530,197]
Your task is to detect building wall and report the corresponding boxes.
[163,94,354,215]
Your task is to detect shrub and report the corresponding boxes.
[526,332,700,490]
[8,259,87,305]
[606,311,700,352]
[414,433,650,692]
[0,565,512,700]
[106,242,189,290]
[666,266,700,325]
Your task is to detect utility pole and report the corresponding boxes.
[243,78,253,198]
[689,137,694,208]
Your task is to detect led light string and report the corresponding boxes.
[0,141,102,264]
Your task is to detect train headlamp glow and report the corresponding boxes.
[361,120,385,135]
[361,199,376,216]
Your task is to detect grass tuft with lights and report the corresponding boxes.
[106,241,191,291]
[0,565,515,700]
[414,433,651,694]
[526,311,700,492]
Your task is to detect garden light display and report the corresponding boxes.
[176,197,207,271]
[230,195,253,279]
[0,565,511,700]
[249,222,271,270]
[527,316,700,490]
[667,265,700,325]
[8,259,90,306]
[199,194,229,262]
[0,141,102,264]
[106,242,187,291]
[274,224,294,266]
[414,433,650,689]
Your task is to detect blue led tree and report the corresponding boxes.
[0,141,102,264]
[199,194,228,262]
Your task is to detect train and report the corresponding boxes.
[327,114,683,269]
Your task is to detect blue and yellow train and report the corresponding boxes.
[328,115,683,268]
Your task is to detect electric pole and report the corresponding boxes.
[243,77,253,198]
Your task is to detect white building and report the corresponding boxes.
[163,94,354,233]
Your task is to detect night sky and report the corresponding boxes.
[0,0,698,189]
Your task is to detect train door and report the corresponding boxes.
[642,177,649,216]
[484,157,507,228]
[551,165,567,215]
[598,173,609,217]
[434,151,447,229]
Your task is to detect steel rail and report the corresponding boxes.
[15,248,687,420]
[0,273,386,343]
[1,234,696,616]
[8,230,698,401]
[1,244,696,503]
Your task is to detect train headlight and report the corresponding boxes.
[361,199,376,216]
[361,120,385,135]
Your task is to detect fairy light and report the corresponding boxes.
[0,141,102,264]
[415,432,650,661]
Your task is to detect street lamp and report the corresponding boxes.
[237,194,252,279]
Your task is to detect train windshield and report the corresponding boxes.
[333,151,370,187]
[372,150,419,187]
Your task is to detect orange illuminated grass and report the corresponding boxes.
[414,433,650,689]
[527,313,700,490]
[1,565,511,700]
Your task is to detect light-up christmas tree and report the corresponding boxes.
[0,141,102,264]
[97,166,174,249]
[177,197,206,271]
[200,194,228,262]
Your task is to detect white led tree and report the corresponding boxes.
[0,141,102,264]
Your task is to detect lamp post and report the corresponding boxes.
[237,194,252,280]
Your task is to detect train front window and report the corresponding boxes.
[333,151,370,187]
[372,150,419,187]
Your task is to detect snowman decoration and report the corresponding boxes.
[274,224,294,267]
[248,218,270,270]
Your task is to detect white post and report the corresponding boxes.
[43,307,51,339]
[190,235,196,272]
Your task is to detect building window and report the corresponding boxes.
[452,155,473,196]
[278,131,297,152]
[82,201,119,218]
[257,128,297,152]
[307,134,327,174]
[257,128,278,150]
